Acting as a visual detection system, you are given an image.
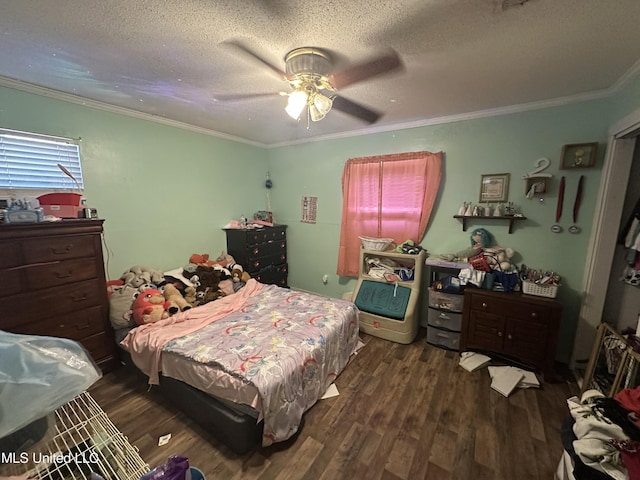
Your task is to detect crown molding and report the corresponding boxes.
[1,67,637,149]
[0,76,267,148]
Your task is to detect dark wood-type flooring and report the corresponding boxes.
[90,328,579,480]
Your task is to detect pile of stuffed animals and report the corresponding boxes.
[108,252,252,328]
[434,228,520,292]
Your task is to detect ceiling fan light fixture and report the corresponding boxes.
[313,92,333,116]
[285,90,308,119]
[309,104,325,122]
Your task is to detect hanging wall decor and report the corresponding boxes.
[560,143,598,169]
[522,157,553,200]
[480,173,510,203]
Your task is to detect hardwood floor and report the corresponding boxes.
[90,328,579,480]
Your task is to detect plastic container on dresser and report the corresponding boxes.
[224,224,288,287]
[352,248,425,344]
[460,288,563,382]
[0,219,118,373]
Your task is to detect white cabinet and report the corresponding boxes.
[353,248,425,344]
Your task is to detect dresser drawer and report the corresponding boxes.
[0,279,105,329]
[25,257,98,290]
[13,305,105,340]
[247,240,286,259]
[0,241,20,268]
[468,294,510,316]
[0,268,22,297]
[21,234,96,263]
[253,263,288,286]
[246,252,287,273]
[79,331,113,360]
[245,225,287,245]
[427,308,462,332]
[427,326,460,351]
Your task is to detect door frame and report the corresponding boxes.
[571,107,640,367]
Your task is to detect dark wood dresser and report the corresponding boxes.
[460,288,562,382]
[0,219,117,373]
[224,224,288,287]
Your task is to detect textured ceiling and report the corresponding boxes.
[1,0,640,146]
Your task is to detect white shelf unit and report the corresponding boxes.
[0,391,149,480]
[353,248,425,344]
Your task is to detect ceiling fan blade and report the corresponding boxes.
[225,41,291,82]
[214,92,287,102]
[328,50,403,90]
[331,95,381,124]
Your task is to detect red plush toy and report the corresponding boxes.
[131,288,171,325]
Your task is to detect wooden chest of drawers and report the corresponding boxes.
[460,288,562,382]
[0,220,117,373]
[224,225,288,287]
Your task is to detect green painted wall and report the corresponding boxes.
[0,86,266,280]
[266,98,620,363]
[2,70,640,363]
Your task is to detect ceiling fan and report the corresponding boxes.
[219,42,403,124]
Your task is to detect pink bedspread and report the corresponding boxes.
[121,279,264,385]
[121,280,360,446]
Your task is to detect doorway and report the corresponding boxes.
[571,107,640,368]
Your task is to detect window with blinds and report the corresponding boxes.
[0,128,84,191]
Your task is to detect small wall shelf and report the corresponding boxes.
[453,215,527,234]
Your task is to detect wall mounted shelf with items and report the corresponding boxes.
[522,157,553,201]
[453,215,527,234]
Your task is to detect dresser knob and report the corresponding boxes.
[507,334,513,340]
[531,312,537,318]
[51,245,72,255]
[497,331,503,337]
[482,302,488,308]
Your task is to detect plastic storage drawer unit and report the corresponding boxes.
[427,327,461,351]
[427,308,463,332]
[428,288,465,312]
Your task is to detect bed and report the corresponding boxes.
[117,279,360,453]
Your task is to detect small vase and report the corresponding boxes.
[458,202,467,216]
[464,204,474,216]
[493,204,502,216]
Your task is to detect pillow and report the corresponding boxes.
[109,284,138,329]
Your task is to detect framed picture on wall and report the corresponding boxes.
[560,142,598,169]
[479,173,510,203]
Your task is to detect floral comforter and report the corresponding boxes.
[161,284,359,446]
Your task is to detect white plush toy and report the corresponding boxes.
[483,247,516,272]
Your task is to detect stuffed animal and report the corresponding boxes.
[230,264,251,283]
[189,253,214,266]
[163,283,192,315]
[108,284,138,329]
[215,251,235,267]
[455,228,493,260]
[131,288,171,325]
[483,246,517,272]
[183,286,197,307]
[120,265,164,289]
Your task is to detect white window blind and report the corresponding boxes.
[0,129,84,191]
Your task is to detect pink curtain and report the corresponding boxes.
[336,151,443,277]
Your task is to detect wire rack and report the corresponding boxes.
[0,391,149,480]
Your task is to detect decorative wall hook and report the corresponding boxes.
[522,157,553,199]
